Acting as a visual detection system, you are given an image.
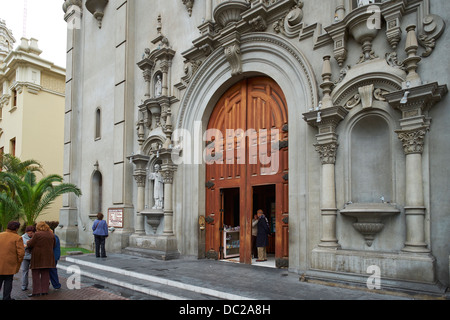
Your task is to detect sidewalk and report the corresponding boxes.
[4,252,446,301]
[8,268,129,301]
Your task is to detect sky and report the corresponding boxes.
[0,0,67,68]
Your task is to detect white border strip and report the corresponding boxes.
[58,264,185,300]
[63,257,254,300]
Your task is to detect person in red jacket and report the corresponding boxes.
[0,221,25,300]
[26,222,56,297]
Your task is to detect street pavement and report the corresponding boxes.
[4,252,448,305]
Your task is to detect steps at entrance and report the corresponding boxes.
[58,256,254,300]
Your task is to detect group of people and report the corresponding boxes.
[0,213,109,300]
[251,209,271,262]
[0,221,61,300]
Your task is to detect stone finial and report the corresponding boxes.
[403,25,422,87]
[320,56,334,108]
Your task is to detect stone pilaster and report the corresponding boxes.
[385,82,448,253]
[128,154,150,235]
[304,106,348,249]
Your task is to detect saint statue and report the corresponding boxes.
[149,164,164,209]
[155,74,162,97]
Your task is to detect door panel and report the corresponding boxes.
[205,77,289,265]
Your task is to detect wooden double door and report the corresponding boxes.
[205,77,289,266]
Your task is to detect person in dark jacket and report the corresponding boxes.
[26,222,56,297]
[92,213,109,258]
[255,209,271,262]
[48,222,61,290]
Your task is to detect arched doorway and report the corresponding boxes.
[205,77,289,266]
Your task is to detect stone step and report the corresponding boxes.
[58,256,254,300]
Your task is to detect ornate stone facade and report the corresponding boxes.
[59,0,449,294]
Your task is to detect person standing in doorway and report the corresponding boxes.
[0,221,25,300]
[256,209,270,262]
[92,213,109,258]
[20,225,36,291]
[251,214,258,259]
[26,222,56,297]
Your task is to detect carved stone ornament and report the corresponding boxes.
[344,86,390,110]
[213,0,249,28]
[85,0,108,29]
[224,41,242,77]
[62,0,82,13]
[182,0,195,17]
[418,14,445,57]
[396,127,428,155]
[315,142,338,165]
[249,15,267,32]
[273,0,304,38]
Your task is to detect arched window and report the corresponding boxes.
[91,170,103,216]
[95,108,101,140]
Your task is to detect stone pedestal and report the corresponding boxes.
[56,208,79,247]
[308,248,446,295]
[125,234,179,260]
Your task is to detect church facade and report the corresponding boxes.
[59,0,449,294]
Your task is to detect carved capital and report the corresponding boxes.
[133,174,146,188]
[161,169,175,184]
[396,127,428,155]
[315,142,339,165]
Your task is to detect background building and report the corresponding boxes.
[0,19,66,222]
[60,0,449,295]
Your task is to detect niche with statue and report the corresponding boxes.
[141,159,164,234]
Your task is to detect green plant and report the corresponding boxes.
[0,170,82,227]
[0,154,44,231]
[0,153,43,177]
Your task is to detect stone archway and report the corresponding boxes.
[174,33,318,272]
[204,76,289,265]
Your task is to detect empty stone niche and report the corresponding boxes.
[350,115,392,203]
[343,114,400,248]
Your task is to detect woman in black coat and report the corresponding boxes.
[255,210,270,262]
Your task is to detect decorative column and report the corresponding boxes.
[384,24,448,253]
[397,128,428,252]
[304,55,348,248]
[137,52,154,100]
[155,146,177,236]
[161,165,176,235]
[128,154,150,235]
[303,106,348,248]
[385,83,447,252]
[315,141,340,248]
